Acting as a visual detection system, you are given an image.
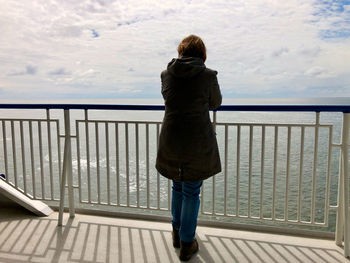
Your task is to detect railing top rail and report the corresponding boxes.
[0,104,349,112]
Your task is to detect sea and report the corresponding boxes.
[0,97,349,232]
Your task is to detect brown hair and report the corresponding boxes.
[177,34,206,62]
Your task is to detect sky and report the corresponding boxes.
[0,0,350,100]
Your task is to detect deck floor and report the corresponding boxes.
[0,207,348,263]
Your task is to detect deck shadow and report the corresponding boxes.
[0,214,347,262]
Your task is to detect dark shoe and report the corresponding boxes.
[179,239,199,261]
[172,228,180,248]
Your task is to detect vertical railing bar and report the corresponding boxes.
[325,126,333,225]
[336,126,344,246]
[11,120,18,187]
[200,115,204,214]
[212,168,216,214]
[29,121,36,198]
[336,113,350,256]
[336,113,350,257]
[115,123,120,206]
[201,184,204,214]
[248,125,253,218]
[2,121,9,182]
[272,126,278,220]
[135,123,140,207]
[146,123,150,209]
[311,112,320,224]
[66,110,75,217]
[260,125,265,219]
[84,110,91,203]
[56,120,62,187]
[0,121,1,172]
[201,182,204,214]
[285,126,291,221]
[125,123,130,207]
[156,123,160,209]
[163,123,171,211]
[224,124,228,215]
[212,111,217,216]
[95,122,101,204]
[38,120,44,199]
[20,121,27,194]
[106,122,110,205]
[58,124,69,226]
[76,121,82,203]
[298,126,305,222]
[341,113,350,257]
[236,125,241,216]
[46,110,54,200]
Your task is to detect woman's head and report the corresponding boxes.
[177,34,206,62]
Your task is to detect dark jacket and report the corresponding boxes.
[155,56,222,182]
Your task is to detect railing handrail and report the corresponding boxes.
[0,102,349,256]
[0,103,349,112]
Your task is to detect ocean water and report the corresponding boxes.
[0,97,348,231]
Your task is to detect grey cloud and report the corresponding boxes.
[26,65,37,74]
[95,0,109,6]
[91,29,99,38]
[53,25,83,38]
[271,47,289,57]
[48,68,71,75]
[86,0,115,13]
[299,46,321,57]
[162,8,179,16]
[8,65,37,76]
[117,16,155,27]
[87,4,106,13]
[116,7,179,28]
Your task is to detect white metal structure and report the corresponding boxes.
[0,104,349,257]
[0,177,53,216]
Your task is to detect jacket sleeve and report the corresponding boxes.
[209,71,222,110]
[160,70,167,99]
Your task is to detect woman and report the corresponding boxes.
[156,34,222,261]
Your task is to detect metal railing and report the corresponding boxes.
[0,103,349,257]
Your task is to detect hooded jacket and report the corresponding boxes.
[155,56,222,182]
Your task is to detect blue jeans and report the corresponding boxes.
[171,180,203,242]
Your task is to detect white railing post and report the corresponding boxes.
[343,113,350,257]
[212,110,217,215]
[335,113,350,258]
[58,109,75,226]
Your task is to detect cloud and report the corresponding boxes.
[79,69,100,77]
[313,1,350,39]
[304,66,324,76]
[25,65,37,75]
[0,0,349,99]
[304,66,337,78]
[299,46,321,57]
[271,47,289,57]
[91,29,99,38]
[116,16,155,27]
[53,25,84,38]
[48,68,71,75]
[8,65,37,76]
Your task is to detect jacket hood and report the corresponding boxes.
[167,56,206,78]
